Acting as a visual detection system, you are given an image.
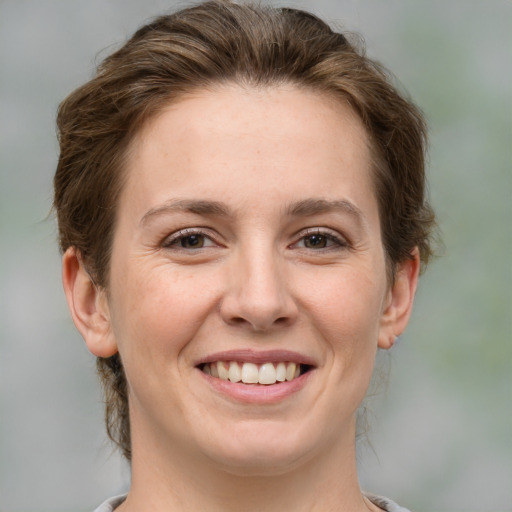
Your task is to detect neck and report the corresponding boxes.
[119,416,375,512]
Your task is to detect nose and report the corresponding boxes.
[220,248,298,332]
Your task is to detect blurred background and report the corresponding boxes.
[0,1,510,511]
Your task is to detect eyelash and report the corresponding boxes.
[162,227,349,252]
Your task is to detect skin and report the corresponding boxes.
[63,84,419,512]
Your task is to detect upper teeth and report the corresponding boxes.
[203,361,301,385]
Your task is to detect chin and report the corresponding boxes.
[209,449,309,478]
[198,419,317,476]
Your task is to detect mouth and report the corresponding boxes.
[196,349,316,387]
[195,350,316,403]
[200,361,313,385]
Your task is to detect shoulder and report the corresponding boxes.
[93,493,408,512]
[365,493,412,512]
[93,494,127,512]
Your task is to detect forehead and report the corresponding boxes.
[122,84,376,219]
[131,83,369,154]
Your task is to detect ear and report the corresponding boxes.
[378,248,420,350]
[62,247,118,357]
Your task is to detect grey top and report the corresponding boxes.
[93,493,411,511]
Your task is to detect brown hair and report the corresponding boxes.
[54,0,436,461]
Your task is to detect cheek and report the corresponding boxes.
[108,262,220,365]
[299,264,386,405]
[299,265,386,342]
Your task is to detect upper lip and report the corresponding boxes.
[195,349,317,367]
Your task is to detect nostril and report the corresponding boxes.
[219,285,298,331]
[230,316,248,326]
[225,314,291,329]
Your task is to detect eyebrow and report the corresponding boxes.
[286,198,365,225]
[140,199,230,226]
[140,197,365,226]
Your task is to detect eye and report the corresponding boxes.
[302,233,332,249]
[177,234,208,249]
[163,229,216,250]
[293,229,348,250]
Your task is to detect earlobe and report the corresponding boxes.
[62,247,118,358]
[378,248,420,350]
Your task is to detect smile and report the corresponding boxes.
[201,361,311,385]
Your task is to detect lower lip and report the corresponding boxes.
[198,369,313,404]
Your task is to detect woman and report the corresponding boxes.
[54,1,435,511]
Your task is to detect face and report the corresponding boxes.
[80,85,416,474]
